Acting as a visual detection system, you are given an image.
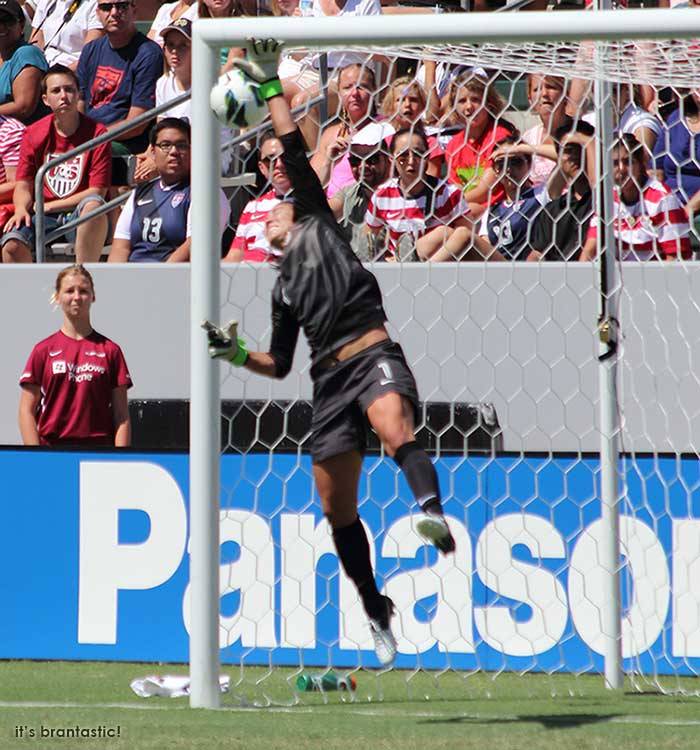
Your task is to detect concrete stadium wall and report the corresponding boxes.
[2,263,700,452]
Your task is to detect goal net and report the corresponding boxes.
[190,10,700,707]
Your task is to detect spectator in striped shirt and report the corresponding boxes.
[365,127,473,262]
[0,114,25,219]
[581,133,690,262]
[223,132,291,264]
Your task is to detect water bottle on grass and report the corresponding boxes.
[296,670,357,692]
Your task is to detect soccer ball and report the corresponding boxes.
[210,69,267,130]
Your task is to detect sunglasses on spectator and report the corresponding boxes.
[97,1,132,12]
[348,152,385,167]
[260,154,282,166]
[154,141,190,153]
[561,143,583,158]
[493,155,528,173]
[394,149,427,164]
[0,13,19,23]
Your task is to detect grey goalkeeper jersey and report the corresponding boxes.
[268,129,387,379]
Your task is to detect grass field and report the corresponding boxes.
[2,661,700,750]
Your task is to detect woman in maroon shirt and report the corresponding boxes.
[19,264,132,447]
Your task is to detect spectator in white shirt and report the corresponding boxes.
[155,17,191,120]
[29,0,104,69]
[615,83,661,158]
[134,18,191,182]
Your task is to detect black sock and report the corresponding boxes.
[394,440,444,514]
[332,516,383,618]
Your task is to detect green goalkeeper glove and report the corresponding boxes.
[234,38,284,101]
[201,320,249,367]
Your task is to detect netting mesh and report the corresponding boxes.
[288,39,700,89]
[211,31,700,706]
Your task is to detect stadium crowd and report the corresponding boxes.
[0,0,695,263]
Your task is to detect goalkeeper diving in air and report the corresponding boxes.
[203,38,455,668]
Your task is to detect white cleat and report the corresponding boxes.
[416,513,456,554]
[368,596,397,667]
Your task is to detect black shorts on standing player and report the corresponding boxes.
[204,38,456,668]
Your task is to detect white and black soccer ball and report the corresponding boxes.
[210,69,267,130]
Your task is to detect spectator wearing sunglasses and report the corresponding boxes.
[29,0,104,70]
[108,118,227,262]
[77,0,163,162]
[474,136,550,261]
[328,124,390,261]
[365,127,473,262]
[224,132,292,264]
[0,0,48,124]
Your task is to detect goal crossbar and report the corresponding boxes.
[194,10,700,47]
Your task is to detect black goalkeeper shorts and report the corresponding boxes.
[310,339,419,464]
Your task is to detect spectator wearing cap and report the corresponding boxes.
[0,0,48,124]
[28,0,104,70]
[1,64,110,263]
[132,17,191,182]
[156,18,191,121]
[76,0,163,161]
[147,0,196,47]
[328,124,390,261]
[223,132,291,264]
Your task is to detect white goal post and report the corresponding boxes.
[190,10,700,709]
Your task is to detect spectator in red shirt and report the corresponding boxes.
[1,64,111,263]
[444,71,515,217]
[19,264,132,447]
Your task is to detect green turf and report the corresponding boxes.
[1,661,700,750]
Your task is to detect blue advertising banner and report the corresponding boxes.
[3,450,700,674]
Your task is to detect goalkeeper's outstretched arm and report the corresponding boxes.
[233,39,331,220]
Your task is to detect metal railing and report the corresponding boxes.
[33,56,331,262]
